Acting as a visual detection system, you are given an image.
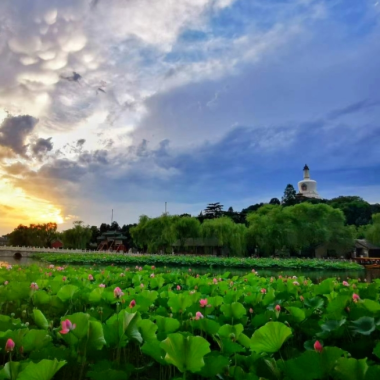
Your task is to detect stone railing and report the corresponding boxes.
[0,246,123,254]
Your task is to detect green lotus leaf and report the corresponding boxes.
[250,322,292,353]
[160,333,211,373]
[17,359,66,380]
[304,297,324,309]
[138,319,158,342]
[64,312,90,340]
[155,316,180,334]
[361,299,380,313]
[33,309,49,330]
[0,361,22,380]
[88,288,104,303]
[191,317,220,335]
[57,285,79,302]
[141,339,166,364]
[351,317,376,336]
[88,321,106,350]
[320,319,346,332]
[167,293,193,313]
[373,342,380,359]
[334,357,368,380]
[220,302,246,319]
[197,352,229,377]
[314,278,334,295]
[286,307,306,323]
[218,324,244,339]
[33,290,51,306]
[23,330,52,352]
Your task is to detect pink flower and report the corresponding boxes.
[261,288,266,294]
[293,281,299,286]
[62,277,67,281]
[99,284,105,288]
[300,296,304,302]
[129,299,136,308]
[352,293,360,303]
[177,285,181,290]
[139,267,142,271]
[342,281,349,287]
[230,281,234,286]
[5,339,15,352]
[213,278,218,284]
[6,265,12,270]
[114,287,124,298]
[275,305,281,312]
[140,283,144,288]
[188,268,192,272]
[49,265,54,269]
[195,311,204,320]
[249,308,253,314]
[270,277,274,283]
[151,266,155,270]
[30,282,39,291]
[200,299,208,307]
[196,274,200,278]
[4,281,8,285]
[251,269,256,273]
[314,340,323,353]
[88,274,94,281]
[150,273,155,278]
[120,273,125,277]
[60,319,76,334]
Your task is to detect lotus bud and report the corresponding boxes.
[352,293,360,303]
[314,340,323,353]
[5,339,15,352]
[275,305,281,312]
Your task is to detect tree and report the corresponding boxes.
[172,217,201,250]
[61,221,92,249]
[269,198,281,205]
[8,223,58,247]
[366,213,380,246]
[201,217,247,257]
[328,196,372,226]
[120,223,137,249]
[130,215,150,252]
[281,184,298,206]
[204,203,224,219]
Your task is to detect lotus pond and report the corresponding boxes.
[1,264,380,380]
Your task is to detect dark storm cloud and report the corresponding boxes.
[77,139,86,147]
[31,137,53,157]
[0,115,38,156]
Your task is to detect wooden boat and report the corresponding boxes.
[353,257,380,268]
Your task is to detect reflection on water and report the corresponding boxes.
[1,257,379,283]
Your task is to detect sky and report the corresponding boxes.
[0,0,379,234]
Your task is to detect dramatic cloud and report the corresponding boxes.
[0,0,379,233]
[0,115,38,156]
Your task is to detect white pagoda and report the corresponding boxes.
[297,164,321,199]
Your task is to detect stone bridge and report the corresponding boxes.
[0,246,121,258]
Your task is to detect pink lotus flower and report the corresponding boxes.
[342,281,349,287]
[270,277,274,283]
[213,278,218,284]
[6,265,12,270]
[30,282,38,291]
[88,274,94,281]
[62,277,67,281]
[293,281,299,286]
[140,283,144,288]
[200,299,208,307]
[261,288,266,294]
[135,266,139,269]
[57,266,64,271]
[195,311,204,320]
[177,285,181,290]
[5,339,15,352]
[120,273,125,277]
[249,308,253,314]
[139,267,142,271]
[251,269,256,273]
[275,305,281,312]
[352,293,360,302]
[150,273,155,278]
[278,275,282,279]
[114,287,124,298]
[151,266,155,270]
[196,274,200,278]
[4,281,8,285]
[314,340,323,353]
[60,319,76,334]
[300,296,304,302]
[49,265,54,269]
[125,268,130,271]
[99,284,105,288]
[129,299,136,308]
[188,268,192,272]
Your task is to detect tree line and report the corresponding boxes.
[5,184,380,254]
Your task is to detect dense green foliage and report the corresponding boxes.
[366,214,380,246]
[32,253,363,270]
[0,264,379,380]
[8,223,58,247]
[61,221,93,249]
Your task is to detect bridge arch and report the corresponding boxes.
[13,252,22,259]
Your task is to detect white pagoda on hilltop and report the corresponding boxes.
[297,164,321,199]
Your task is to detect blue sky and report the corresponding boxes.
[0,0,379,232]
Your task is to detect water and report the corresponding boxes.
[1,257,378,283]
